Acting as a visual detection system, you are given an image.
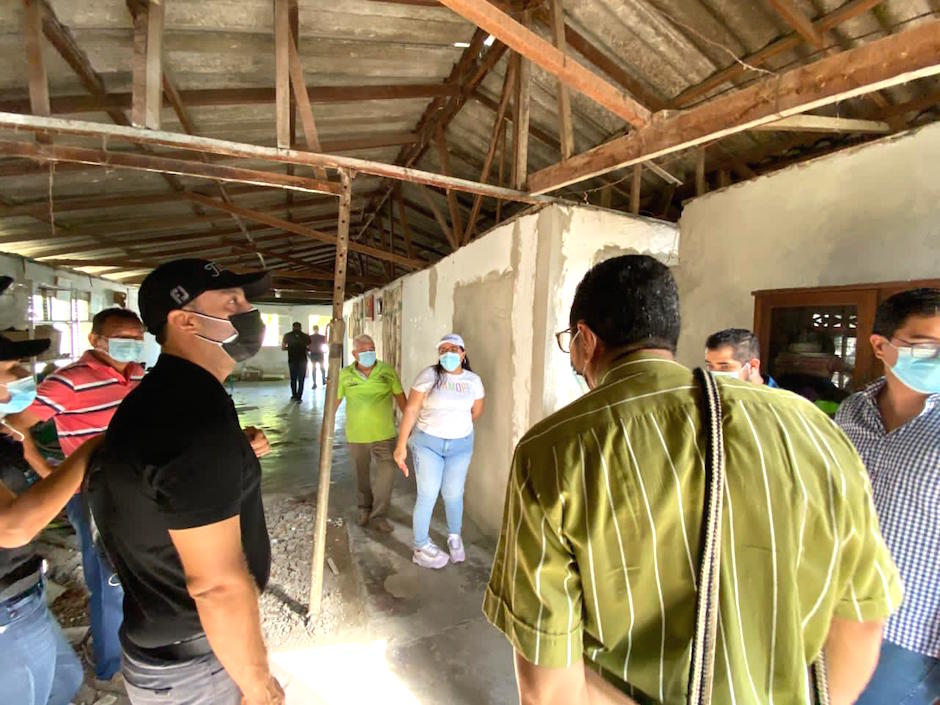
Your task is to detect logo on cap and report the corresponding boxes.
[170,285,190,305]
[204,262,222,278]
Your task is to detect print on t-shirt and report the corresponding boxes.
[411,366,484,440]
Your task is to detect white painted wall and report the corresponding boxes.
[674,123,940,368]
[345,204,678,538]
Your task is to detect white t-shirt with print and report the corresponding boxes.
[411,366,485,439]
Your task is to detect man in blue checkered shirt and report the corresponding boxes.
[837,287,940,704]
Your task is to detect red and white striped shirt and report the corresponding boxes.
[29,350,145,456]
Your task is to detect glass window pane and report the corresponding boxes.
[261,313,279,347]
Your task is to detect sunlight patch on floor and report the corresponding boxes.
[271,640,421,705]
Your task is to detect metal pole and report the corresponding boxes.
[308,168,352,618]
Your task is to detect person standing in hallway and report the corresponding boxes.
[87,259,282,705]
[8,306,146,689]
[282,322,311,401]
[336,334,406,533]
[837,288,940,705]
[308,325,327,389]
[484,255,901,705]
[0,329,98,705]
[394,334,484,570]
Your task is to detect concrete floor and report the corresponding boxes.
[233,380,517,705]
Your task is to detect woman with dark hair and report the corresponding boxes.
[394,334,484,569]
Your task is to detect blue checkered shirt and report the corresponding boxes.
[836,379,940,658]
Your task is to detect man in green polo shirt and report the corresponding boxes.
[337,334,406,533]
[484,255,902,705]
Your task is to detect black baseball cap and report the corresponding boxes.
[0,333,50,361]
[0,276,13,295]
[139,258,271,335]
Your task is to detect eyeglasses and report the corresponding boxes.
[892,338,940,360]
[555,327,579,353]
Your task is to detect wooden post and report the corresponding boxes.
[308,169,352,618]
[549,0,574,160]
[630,163,641,214]
[695,147,707,197]
[274,0,291,149]
[131,0,163,129]
[23,0,50,118]
[496,124,506,222]
[511,45,530,190]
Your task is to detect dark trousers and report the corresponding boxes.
[349,438,398,519]
[309,355,326,387]
[288,358,306,398]
[122,651,240,705]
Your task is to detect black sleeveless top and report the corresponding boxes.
[0,435,39,588]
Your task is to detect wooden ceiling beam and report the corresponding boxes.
[528,20,940,193]
[0,112,550,204]
[274,0,291,149]
[0,84,460,115]
[0,139,343,195]
[548,0,574,160]
[437,0,650,127]
[22,0,51,122]
[751,115,891,134]
[130,0,163,129]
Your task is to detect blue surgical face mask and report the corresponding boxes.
[440,352,462,372]
[107,338,144,363]
[890,345,940,395]
[357,350,377,368]
[0,375,37,415]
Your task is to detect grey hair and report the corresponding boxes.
[353,334,375,348]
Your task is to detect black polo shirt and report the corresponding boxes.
[282,330,310,364]
[87,353,270,659]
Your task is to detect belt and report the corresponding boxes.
[0,557,43,604]
[127,634,213,663]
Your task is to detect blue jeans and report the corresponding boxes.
[409,429,474,549]
[856,641,940,705]
[0,584,84,705]
[66,492,123,679]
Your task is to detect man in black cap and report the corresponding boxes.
[87,259,283,705]
[0,318,99,705]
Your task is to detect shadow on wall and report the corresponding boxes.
[453,272,515,540]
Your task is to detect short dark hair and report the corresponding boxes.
[569,255,680,353]
[92,307,143,335]
[706,328,761,363]
[292,321,302,328]
[873,288,940,338]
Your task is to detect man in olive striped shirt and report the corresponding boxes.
[483,255,902,705]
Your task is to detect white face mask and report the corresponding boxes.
[711,363,749,381]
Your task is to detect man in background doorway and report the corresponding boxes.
[337,334,406,533]
[309,325,327,389]
[8,306,146,690]
[705,327,779,387]
[281,322,311,402]
[837,288,940,705]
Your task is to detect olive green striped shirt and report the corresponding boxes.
[483,353,902,705]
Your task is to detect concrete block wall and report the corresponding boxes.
[345,204,679,539]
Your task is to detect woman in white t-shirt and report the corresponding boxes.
[394,334,484,569]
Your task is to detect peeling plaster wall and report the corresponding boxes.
[674,123,940,369]
[344,204,678,538]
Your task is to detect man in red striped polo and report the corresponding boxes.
[10,306,145,688]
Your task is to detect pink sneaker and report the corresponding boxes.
[447,534,465,563]
[413,542,449,569]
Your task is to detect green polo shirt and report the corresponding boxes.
[337,360,403,444]
[484,353,902,704]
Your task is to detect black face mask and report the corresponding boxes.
[192,308,266,362]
